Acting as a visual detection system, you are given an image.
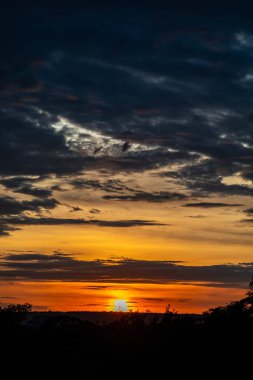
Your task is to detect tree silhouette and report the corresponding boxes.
[0,303,32,313]
[249,276,253,291]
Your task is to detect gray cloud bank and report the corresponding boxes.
[0,253,252,288]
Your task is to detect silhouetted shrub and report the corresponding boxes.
[0,303,32,313]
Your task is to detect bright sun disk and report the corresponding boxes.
[114,299,128,312]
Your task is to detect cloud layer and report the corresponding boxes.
[1,4,253,241]
[1,6,253,181]
[0,253,252,287]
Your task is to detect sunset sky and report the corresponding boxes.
[1,3,253,313]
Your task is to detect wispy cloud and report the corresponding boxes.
[104,191,187,202]
[183,202,242,208]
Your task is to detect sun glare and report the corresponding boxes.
[114,299,128,312]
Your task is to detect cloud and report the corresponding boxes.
[176,298,192,303]
[89,208,101,214]
[0,223,20,237]
[13,186,53,198]
[90,219,164,227]
[3,252,70,261]
[2,216,164,228]
[161,160,253,198]
[0,296,19,299]
[240,219,253,225]
[85,285,110,290]
[0,195,59,216]
[1,4,253,243]
[0,190,163,237]
[0,109,196,176]
[0,175,54,198]
[0,110,86,176]
[140,297,170,303]
[187,215,206,218]
[243,208,253,215]
[69,206,83,212]
[70,179,135,193]
[1,6,252,186]
[183,202,242,208]
[71,178,187,203]
[0,253,252,287]
[0,176,43,189]
[104,191,187,202]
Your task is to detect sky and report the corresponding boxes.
[1,3,253,313]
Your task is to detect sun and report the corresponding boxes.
[114,299,128,312]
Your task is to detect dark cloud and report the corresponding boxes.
[240,219,253,225]
[184,202,242,208]
[0,194,59,236]
[242,171,253,182]
[104,191,187,202]
[69,206,83,212]
[122,142,131,152]
[71,178,187,203]
[0,110,85,176]
[1,4,253,250]
[0,189,163,236]
[1,5,253,191]
[0,108,196,177]
[85,285,110,290]
[187,215,205,218]
[3,252,70,262]
[0,253,252,286]
[0,223,20,237]
[0,176,54,198]
[0,176,42,189]
[13,186,53,198]
[140,297,169,303]
[70,179,135,193]
[91,219,164,227]
[161,160,253,197]
[2,216,163,228]
[89,208,101,214]
[243,208,253,215]
[0,195,59,216]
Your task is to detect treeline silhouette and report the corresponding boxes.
[1,286,253,377]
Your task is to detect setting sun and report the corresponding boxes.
[114,299,128,312]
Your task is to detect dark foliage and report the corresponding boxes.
[0,302,32,313]
[1,294,253,377]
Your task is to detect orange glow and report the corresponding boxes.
[0,280,247,314]
[1,178,252,313]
